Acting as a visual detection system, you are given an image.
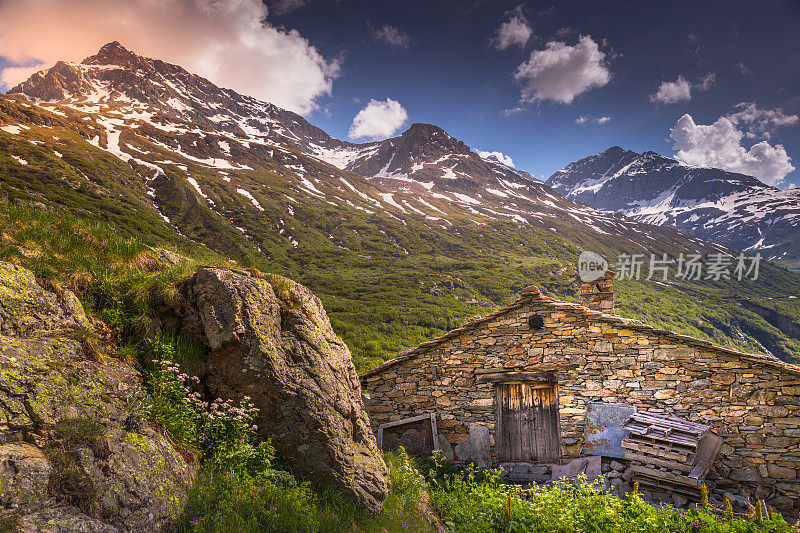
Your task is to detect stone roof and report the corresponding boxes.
[362,285,800,378]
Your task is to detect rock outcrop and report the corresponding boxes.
[178,267,389,514]
[0,263,194,532]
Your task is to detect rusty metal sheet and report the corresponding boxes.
[582,402,636,459]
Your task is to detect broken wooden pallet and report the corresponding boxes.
[622,411,721,501]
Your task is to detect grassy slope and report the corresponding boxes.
[1,195,792,533]
[2,96,800,372]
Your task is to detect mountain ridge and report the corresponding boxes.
[546,147,800,267]
[2,41,800,368]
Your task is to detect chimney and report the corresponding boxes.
[577,269,615,314]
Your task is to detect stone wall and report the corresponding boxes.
[362,290,800,512]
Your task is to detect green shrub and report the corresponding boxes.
[122,386,152,430]
[426,464,793,533]
[178,469,323,533]
[142,356,199,448]
[386,447,427,500]
[137,335,274,475]
[177,448,435,533]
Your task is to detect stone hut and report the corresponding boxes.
[361,275,800,512]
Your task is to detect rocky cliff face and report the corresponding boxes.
[0,263,195,532]
[176,267,389,515]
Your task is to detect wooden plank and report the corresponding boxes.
[539,386,550,462]
[622,441,691,462]
[476,372,564,384]
[636,478,701,499]
[624,426,699,448]
[552,384,563,462]
[512,384,527,461]
[497,382,562,464]
[379,413,433,429]
[631,465,703,488]
[532,385,544,462]
[544,385,561,462]
[624,436,695,454]
[630,411,711,431]
[626,423,705,441]
[521,383,533,462]
[689,433,722,479]
[628,412,711,435]
[624,452,693,473]
[429,413,441,452]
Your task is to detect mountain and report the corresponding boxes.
[312,122,556,223]
[546,146,800,268]
[7,43,633,233]
[3,42,800,368]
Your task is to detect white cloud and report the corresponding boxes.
[491,5,532,51]
[670,113,795,185]
[650,72,717,104]
[370,24,411,49]
[0,0,340,115]
[269,0,312,15]
[734,62,752,75]
[476,149,515,168]
[348,98,408,140]
[502,105,526,116]
[727,102,799,140]
[575,115,610,125]
[650,76,692,104]
[513,35,611,104]
[697,72,716,91]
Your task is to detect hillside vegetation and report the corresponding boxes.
[2,91,800,370]
[0,202,797,532]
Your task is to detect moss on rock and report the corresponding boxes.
[0,262,196,531]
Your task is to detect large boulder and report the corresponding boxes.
[0,262,194,532]
[0,263,90,336]
[179,267,389,514]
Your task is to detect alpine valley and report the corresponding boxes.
[2,42,800,369]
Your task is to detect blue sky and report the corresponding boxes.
[1,0,798,187]
[274,0,800,187]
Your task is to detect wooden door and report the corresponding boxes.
[496,382,561,463]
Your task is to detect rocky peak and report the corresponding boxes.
[8,41,339,151]
[399,123,470,156]
[601,145,627,156]
[7,61,94,102]
[82,41,143,69]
